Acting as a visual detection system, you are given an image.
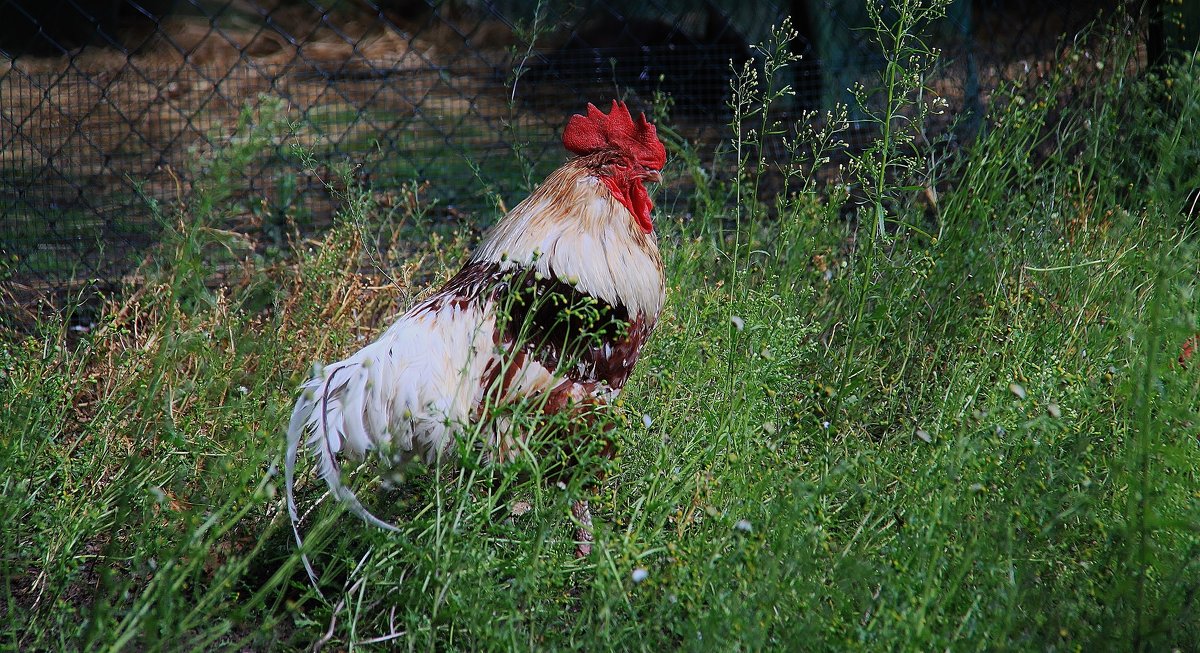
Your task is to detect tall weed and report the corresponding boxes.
[3,5,1200,650]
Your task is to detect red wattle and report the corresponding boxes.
[601,176,654,234]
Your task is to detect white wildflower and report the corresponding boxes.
[1009,383,1026,400]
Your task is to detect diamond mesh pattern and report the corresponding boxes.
[0,0,1129,310]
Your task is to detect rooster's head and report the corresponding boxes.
[563,100,667,234]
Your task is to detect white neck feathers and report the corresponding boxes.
[470,164,665,319]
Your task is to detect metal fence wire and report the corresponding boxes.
[0,0,1134,313]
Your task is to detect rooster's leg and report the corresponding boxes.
[572,499,593,558]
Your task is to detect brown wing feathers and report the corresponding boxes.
[445,259,649,393]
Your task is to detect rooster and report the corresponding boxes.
[285,100,667,563]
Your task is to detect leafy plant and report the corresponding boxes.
[4,5,1200,651]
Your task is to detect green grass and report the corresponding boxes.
[4,10,1200,651]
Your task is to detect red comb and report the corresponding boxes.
[562,100,666,170]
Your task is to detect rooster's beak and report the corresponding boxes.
[643,170,662,184]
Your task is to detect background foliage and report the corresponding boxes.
[3,3,1200,650]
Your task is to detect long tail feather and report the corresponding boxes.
[285,396,322,589]
[285,364,400,590]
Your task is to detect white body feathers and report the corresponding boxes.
[284,157,665,549]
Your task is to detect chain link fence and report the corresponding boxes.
[0,0,1139,318]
